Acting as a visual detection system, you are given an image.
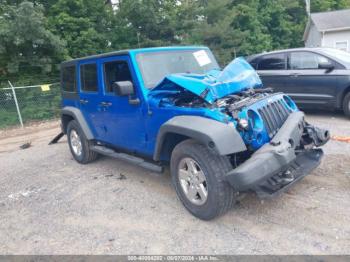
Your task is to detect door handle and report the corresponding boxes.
[100,101,112,107]
[290,73,299,78]
[129,98,140,105]
[79,99,89,104]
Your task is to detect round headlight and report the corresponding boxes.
[248,110,263,130]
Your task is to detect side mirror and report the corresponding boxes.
[319,62,334,73]
[113,81,135,96]
[112,81,140,105]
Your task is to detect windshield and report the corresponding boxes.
[321,48,350,64]
[136,49,220,89]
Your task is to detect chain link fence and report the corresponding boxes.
[0,81,61,129]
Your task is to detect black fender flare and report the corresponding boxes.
[153,116,247,161]
[61,106,94,140]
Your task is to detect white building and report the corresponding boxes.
[303,9,350,52]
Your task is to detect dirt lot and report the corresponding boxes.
[0,111,349,255]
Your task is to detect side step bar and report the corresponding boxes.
[90,145,163,173]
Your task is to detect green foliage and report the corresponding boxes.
[1,0,350,127]
[116,0,200,47]
[311,0,350,12]
[48,0,116,57]
[184,0,308,63]
[2,0,350,71]
[185,0,241,64]
[0,1,66,77]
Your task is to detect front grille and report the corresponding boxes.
[258,98,291,138]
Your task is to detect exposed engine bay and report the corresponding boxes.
[165,87,274,117]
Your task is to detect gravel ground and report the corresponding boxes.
[0,111,349,255]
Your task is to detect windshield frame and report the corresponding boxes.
[134,48,220,90]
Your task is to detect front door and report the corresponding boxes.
[285,51,338,107]
[98,56,147,152]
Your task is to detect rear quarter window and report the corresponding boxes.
[61,65,77,92]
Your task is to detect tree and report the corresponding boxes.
[258,0,307,50]
[0,1,66,77]
[2,0,350,78]
[311,0,350,12]
[47,0,116,58]
[115,0,200,47]
[184,0,243,64]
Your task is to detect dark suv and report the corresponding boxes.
[59,46,329,220]
[247,48,350,117]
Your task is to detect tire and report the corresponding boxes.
[343,92,350,118]
[170,139,236,220]
[67,120,98,164]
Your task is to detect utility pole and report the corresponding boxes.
[305,0,311,16]
[137,32,141,48]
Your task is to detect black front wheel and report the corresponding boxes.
[343,92,350,118]
[170,139,236,220]
[67,120,98,164]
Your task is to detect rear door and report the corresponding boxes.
[61,63,79,108]
[286,51,338,107]
[78,60,104,139]
[255,53,289,92]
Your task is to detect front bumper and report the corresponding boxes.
[225,111,329,198]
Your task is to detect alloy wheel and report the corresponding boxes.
[70,129,82,156]
[178,157,208,205]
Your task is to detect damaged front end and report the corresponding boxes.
[225,111,330,198]
[149,57,330,197]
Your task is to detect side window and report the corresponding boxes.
[289,52,330,70]
[335,41,348,52]
[248,57,259,70]
[80,63,98,92]
[258,54,286,70]
[61,65,76,92]
[103,61,132,93]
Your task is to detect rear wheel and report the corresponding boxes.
[343,92,350,118]
[67,120,98,164]
[170,139,236,220]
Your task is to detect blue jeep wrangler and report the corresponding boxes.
[59,46,329,220]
